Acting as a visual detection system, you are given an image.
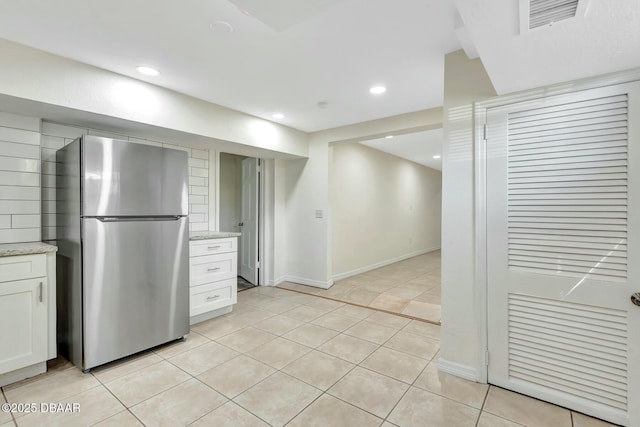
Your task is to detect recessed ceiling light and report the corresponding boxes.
[209,20,234,34]
[369,86,386,95]
[272,113,285,120]
[385,135,394,139]
[433,155,441,159]
[136,66,160,76]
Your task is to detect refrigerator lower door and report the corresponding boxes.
[82,216,189,369]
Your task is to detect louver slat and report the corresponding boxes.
[507,94,628,280]
[508,294,628,410]
[528,0,579,29]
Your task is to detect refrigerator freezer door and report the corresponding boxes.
[82,136,188,217]
[82,217,189,369]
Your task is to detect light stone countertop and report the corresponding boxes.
[0,242,58,257]
[189,231,242,241]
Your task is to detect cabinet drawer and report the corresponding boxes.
[190,278,236,316]
[0,254,46,283]
[190,252,236,286]
[190,238,237,257]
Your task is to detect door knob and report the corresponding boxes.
[632,293,640,307]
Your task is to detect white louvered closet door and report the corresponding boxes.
[486,81,639,427]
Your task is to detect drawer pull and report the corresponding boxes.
[207,245,222,250]
[206,295,220,301]
[38,282,43,303]
[207,267,221,272]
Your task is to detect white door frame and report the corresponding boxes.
[214,152,267,286]
[473,68,640,385]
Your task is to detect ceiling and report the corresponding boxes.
[359,129,442,171]
[453,0,640,95]
[0,0,460,132]
[0,0,638,140]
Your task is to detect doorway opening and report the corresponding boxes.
[279,129,443,323]
[219,152,261,291]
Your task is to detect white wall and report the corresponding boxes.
[0,38,308,158]
[0,112,41,244]
[440,50,496,376]
[331,142,441,278]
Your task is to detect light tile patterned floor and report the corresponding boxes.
[278,251,442,323]
[0,287,615,427]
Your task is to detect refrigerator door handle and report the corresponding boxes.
[95,216,183,222]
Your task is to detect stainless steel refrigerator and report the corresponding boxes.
[56,135,189,371]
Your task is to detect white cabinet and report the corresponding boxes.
[0,278,48,373]
[189,237,238,324]
[0,250,56,386]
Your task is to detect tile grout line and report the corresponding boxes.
[474,381,491,427]
[1,387,17,427]
[90,364,166,426]
[275,286,441,325]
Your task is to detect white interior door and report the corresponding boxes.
[486,82,640,426]
[240,157,259,285]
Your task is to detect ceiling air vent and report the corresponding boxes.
[519,0,588,33]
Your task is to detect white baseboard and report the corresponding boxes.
[332,246,441,282]
[438,358,479,382]
[0,362,46,387]
[274,275,334,289]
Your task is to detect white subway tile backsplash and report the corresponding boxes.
[41,174,56,189]
[0,228,40,244]
[189,176,206,186]
[0,112,40,132]
[42,226,56,240]
[0,171,39,187]
[189,213,207,223]
[41,188,56,201]
[188,158,206,168]
[190,204,208,214]
[42,213,56,227]
[42,161,56,175]
[189,195,205,204]
[11,214,40,228]
[41,122,85,139]
[41,201,56,214]
[0,156,40,173]
[40,122,211,232]
[191,167,208,178]
[190,222,208,232]
[190,186,208,196]
[0,186,40,200]
[0,127,40,145]
[192,149,208,160]
[0,200,40,214]
[0,119,42,244]
[41,135,66,150]
[41,147,57,161]
[0,141,40,159]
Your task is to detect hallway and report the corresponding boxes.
[279,251,441,324]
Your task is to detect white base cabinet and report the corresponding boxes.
[0,278,48,374]
[189,237,238,324]
[0,251,56,387]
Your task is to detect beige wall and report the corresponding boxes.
[331,142,442,278]
[280,108,444,287]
